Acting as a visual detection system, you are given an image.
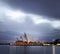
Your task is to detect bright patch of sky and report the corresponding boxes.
[0,3,60,29]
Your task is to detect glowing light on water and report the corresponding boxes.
[52,46,56,54]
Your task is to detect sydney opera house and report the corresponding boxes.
[14,33,43,46]
[15,33,33,46]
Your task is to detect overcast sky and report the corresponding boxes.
[0,0,60,42]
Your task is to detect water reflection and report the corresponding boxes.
[9,46,16,54]
[9,46,52,54]
[3,46,60,54]
[23,46,30,54]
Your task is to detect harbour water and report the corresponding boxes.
[0,45,60,54]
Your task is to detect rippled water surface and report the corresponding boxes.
[0,45,60,54]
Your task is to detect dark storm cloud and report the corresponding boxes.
[1,0,60,19]
[44,29,60,42]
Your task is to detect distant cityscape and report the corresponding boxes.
[0,32,60,46]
